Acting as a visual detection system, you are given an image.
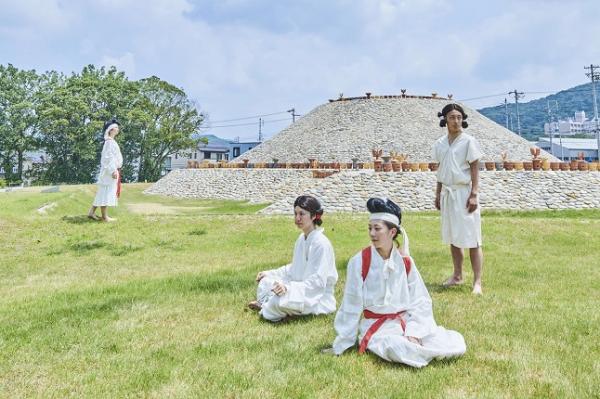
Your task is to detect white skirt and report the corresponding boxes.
[440,185,482,248]
[366,320,467,368]
[93,182,118,207]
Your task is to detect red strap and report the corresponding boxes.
[358,310,406,354]
[362,247,411,281]
[361,247,371,281]
[402,256,411,275]
[116,169,122,198]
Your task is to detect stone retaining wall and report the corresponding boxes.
[146,169,600,213]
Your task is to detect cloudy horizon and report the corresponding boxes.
[2,0,599,141]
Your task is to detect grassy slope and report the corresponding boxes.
[0,185,598,398]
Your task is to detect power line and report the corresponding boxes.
[202,117,291,129]
[208,110,289,123]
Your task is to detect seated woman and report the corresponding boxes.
[248,195,338,322]
[324,197,466,368]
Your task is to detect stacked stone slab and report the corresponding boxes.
[146,169,600,213]
[145,168,318,203]
[261,170,600,213]
[232,96,556,163]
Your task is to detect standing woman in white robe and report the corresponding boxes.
[432,103,484,294]
[87,119,123,222]
[323,197,466,368]
[248,195,338,322]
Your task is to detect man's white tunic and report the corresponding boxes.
[432,132,483,248]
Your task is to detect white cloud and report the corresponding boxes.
[1,0,600,137]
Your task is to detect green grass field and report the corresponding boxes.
[1,184,599,398]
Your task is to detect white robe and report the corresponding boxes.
[257,228,338,322]
[332,247,466,368]
[93,138,123,207]
[432,132,483,248]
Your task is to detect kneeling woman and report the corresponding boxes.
[327,198,466,367]
[249,195,338,322]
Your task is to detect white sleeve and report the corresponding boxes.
[332,255,363,355]
[279,240,337,310]
[466,136,483,163]
[266,264,291,279]
[100,140,119,176]
[431,141,439,162]
[403,258,436,339]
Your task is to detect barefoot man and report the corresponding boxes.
[432,104,484,295]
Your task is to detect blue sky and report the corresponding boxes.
[1,0,599,140]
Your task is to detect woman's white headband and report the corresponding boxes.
[104,123,119,139]
[369,212,400,227]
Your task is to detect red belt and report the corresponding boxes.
[358,309,406,354]
[116,169,122,198]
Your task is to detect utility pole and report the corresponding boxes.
[584,64,600,160]
[287,108,300,123]
[546,100,558,156]
[258,118,265,142]
[503,98,509,129]
[508,89,524,136]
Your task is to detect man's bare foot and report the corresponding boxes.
[87,214,100,221]
[247,301,262,311]
[101,217,117,223]
[442,276,464,287]
[472,283,483,295]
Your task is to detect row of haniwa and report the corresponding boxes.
[185,158,600,172]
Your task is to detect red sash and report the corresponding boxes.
[358,310,406,354]
[358,246,411,354]
[116,169,122,198]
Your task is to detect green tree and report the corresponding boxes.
[133,76,205,182]
[37,65,137,183]
[0,64,41,183]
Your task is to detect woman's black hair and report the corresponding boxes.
[103,118,121,131]
[366,197,402,245]
[438,103,468,129]
[294,195,324,226]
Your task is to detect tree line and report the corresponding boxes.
[0,64,205,184]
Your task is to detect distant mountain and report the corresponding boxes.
[478,83,599,140]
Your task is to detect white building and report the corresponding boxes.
[544,110,599,136]
[537,137,599,161]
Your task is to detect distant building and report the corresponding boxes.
[544,110,599,136]
[164,134,261,173]
[0,151,47,182]
[536,137,598,161]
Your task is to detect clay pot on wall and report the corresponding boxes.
[514,161,524,171]
[391,160,401,172]
[401,161,410,172]
[429,162,439,172]
[419,163,429,172]
[374,159,383,172]
[589,162,599,171]
[549,162,560,171]
[409,162,419,172]
[383,162,393,172]
[532,159,542,170]
[523,161,533,171]
[559,162,570,171]
[570,160,578,170]
[495,161,504,171]
[578,161,588,171]
[541,159,550,171]
[504,161,514,171]
[484,161,495,171]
